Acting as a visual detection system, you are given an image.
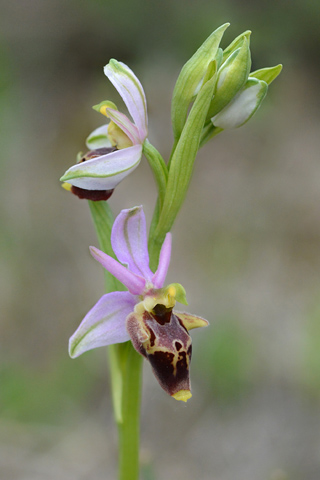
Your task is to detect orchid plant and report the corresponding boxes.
[61,23,281,480]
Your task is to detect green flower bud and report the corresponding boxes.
[215,47,224,70]
[207,37,251,120]
[171,23,229,141]
[211,77,268,129]
[221,30,251,63]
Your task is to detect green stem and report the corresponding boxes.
[199,123,223,148]
[118,343,143,480]
[88,200,143,480]
[148,198,162,271]
[142,139,168,210]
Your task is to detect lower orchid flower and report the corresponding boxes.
[69,206,208,402]
[60,60,148,200]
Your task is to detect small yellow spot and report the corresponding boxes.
[93,100,118,117]
[172,390,192,402]
[61,182,72,192]
[168,285,176,298]
[99,105,110,117]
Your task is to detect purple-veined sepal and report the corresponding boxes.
[69,291,135,358]
[111,206,153,281]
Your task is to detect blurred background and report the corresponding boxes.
[1,0,320,479]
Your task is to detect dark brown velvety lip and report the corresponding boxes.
[71,185,114,201]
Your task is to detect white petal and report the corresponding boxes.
[104,60,148,142]
[60,145,142,190]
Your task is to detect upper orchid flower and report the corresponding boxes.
[60,60,148,200]
[69,206,208,401]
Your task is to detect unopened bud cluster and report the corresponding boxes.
[171,23,282,146]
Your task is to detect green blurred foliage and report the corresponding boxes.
[0,357,100,424]
[301,300,320,398]
[203,231,251,280]
[195,316,256,402]
[64,0,320,66]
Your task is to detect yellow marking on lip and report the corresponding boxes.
[61,182,72,191]
[172,390,192,402]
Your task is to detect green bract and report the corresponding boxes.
[250,64,283,85]
[221,30,251,63]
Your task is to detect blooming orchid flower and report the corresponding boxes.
[69,206,208,402]
[60,60,148,200]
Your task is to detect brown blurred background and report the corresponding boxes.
[1,1,320,479]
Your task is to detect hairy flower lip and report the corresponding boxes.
[70,185,114,201]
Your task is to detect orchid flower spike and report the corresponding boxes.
[60,60,148,200]
[69,206,208,401]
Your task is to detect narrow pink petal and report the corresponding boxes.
[90,246,146,295]
[104,60,148,142]
[106,108,140,145]
[152,233,172,288]
[69,291,135,358]
[60,145,142,190]
[111,206,153,281]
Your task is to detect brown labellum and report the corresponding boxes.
[71,185,114,201]
[126,305,192,397]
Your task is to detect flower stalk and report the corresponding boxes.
[113,342,143,480]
